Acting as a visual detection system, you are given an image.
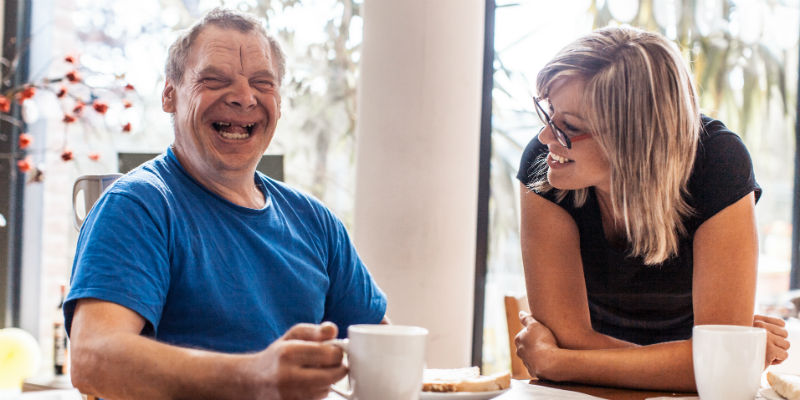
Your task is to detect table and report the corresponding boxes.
[322,379,697,400]
[22,377,93,400]
[530,379,696,399]
[16,390,82,400]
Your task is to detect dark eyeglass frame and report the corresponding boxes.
[533,96,592,149]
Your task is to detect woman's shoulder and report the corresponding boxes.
[694,115,755,173]
[698,115,747,151]
[687,115,760,224]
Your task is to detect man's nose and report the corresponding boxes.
[225,78,257,109]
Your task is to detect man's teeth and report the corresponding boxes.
[214,122,256,140]
[220,131,249,139]
[551,153,572,163]
[214,122,255,128]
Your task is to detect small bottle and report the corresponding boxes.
[53,284,69,376]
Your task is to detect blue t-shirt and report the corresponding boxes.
[64,148,387,353]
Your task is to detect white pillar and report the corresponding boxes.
[353,0,485,368]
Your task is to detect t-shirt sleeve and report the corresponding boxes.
[321,213,387,336]
[64,190,171,337]
[691,128,761,225]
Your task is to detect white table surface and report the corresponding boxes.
[323,379,603,400]
[13,390,82,400]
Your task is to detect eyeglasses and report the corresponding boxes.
[533,96,592,149]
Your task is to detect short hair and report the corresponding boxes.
[532,26,701,265]
[165,7,286,85]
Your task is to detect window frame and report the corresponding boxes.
[0,0,32,328]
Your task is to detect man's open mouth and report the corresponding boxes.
[211,121,256,140]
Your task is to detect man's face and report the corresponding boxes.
[163,25,281,179]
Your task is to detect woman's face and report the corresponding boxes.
[538,78,611,193]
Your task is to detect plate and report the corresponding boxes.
[759,387,783,400]
[419,389,510,400]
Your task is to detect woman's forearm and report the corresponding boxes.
[553,327,637,350]
[542,339,696,392]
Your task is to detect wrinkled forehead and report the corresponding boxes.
[188,26,274,69]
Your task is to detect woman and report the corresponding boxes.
[515,26,789,391]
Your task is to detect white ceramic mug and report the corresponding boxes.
[329,324,428,400]
[693,325,766,400]
[72,173,122,230]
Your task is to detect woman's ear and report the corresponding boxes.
[162,81,176,112]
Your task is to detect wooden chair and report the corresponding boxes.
[504,295,533,380]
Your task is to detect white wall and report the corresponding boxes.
[353,0,485,368]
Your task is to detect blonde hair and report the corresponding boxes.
[532,26,700,265]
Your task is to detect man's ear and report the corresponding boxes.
[162,81,176,113]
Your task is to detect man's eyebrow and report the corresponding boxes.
[197,66,227,76]
[196,66,276,81]
[250,70,277,80]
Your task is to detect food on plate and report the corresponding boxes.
[422,367,511,392]
[767,371,800,400]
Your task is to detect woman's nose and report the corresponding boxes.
[536,125,555,145]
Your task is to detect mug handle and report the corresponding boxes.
[72,177,89,230]
[325,339,351,399]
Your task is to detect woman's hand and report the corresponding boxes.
[515,311,562,380]
[753,314,790,367]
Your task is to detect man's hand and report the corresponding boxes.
[250,322,347,400]
[515,311,561,380]
[753,315,790,367]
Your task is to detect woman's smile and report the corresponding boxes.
[547,152,573,166]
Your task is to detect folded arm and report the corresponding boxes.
[518,186,636,351]
[70,299,346,400]
[516,187,780,391]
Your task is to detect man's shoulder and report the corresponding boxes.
[108,154,178,201]
[258,173,325,209]
[257,173,344,229]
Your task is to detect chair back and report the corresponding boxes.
[72,174,123,230]
[504,294,533,380]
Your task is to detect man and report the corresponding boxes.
[65,8,387,400]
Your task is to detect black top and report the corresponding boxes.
[516,116,761,345]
